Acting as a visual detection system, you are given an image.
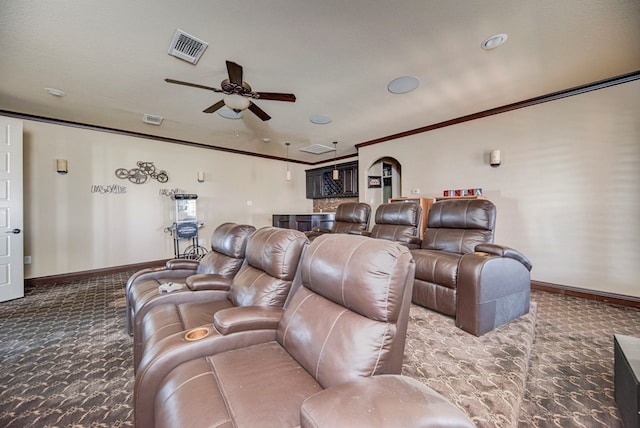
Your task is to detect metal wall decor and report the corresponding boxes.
[159,188,187,197]
[115,161,169,184]
[91,184,127,194]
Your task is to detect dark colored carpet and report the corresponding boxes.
[0,272,638,427]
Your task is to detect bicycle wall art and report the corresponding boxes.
[115,161,169,184]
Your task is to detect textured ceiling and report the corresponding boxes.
[1,0,639,163]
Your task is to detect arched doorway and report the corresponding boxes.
[365,157,401,206]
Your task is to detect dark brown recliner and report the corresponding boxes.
[305,202,371,241]
[411,199,532,336]
[133,226,308,370]
[362,202,422,248]
[125,222,255,336]
[135,233,473,428]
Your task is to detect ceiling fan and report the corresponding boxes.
[165,60,296,121]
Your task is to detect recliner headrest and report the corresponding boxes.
[335,202,372,224]
[427,199,496,230]
[245,227,308,280]
[211,223,256,258]
[301,233,413,322]
[374,203,421,226]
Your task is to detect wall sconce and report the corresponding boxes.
[56,159,68,174]
[197,171,205,183]
[285,142,292,181]
[490,150,501,167]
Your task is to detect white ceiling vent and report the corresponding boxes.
[168,29,208,64]
[299,144,336,155]
[143,114,164,125]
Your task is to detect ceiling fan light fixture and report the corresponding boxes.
[223,94,251,112]
[481,33,508,50]
[310,114,332,124]
[387,76,419,94]
[217,107,243,120]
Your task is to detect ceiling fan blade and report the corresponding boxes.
[248,102,271,121]
[165,78,221,92]
[203,100,225,113]
[226,61,243,86]
[255,92,297,102]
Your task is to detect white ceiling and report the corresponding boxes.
[1,1,639,164]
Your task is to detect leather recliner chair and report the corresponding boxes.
[361,202,422,248]
[133,226,308,370]
[411,198,532,336]
[305,201,371,241]
[125,222,255,336]
[135,233,474,428]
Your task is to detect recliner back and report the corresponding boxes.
[331,202,372,234]
[196,223,256,275]
[229,227,308,307]
[368,202,422,244]
[276,234,415,388]
[421,199,496,254]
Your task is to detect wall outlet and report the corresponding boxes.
[24,256,32,264]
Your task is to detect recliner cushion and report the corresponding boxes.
[277,234,413,388]
[229,227,307,307]
[244,227,307,280]
[332,202,371,234]
[369,203,421,243]
[196,223,255,274]
[422,199,496,254]
[412,249,460,289]
[155,342,322,428]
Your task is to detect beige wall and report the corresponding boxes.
[14,78,640,296]
[359,80,640,297]
[21,121,311,278]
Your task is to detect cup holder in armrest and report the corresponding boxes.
[473,251,490,257]
[184,327,210,341]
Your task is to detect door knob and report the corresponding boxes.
[6,228,21,234]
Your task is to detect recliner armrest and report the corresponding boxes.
[300,375,474,428]
[474,243,533,271]
[165,258,200,270]
[185,273,233,291]
[405,236,422,249]
[213,306,284,335]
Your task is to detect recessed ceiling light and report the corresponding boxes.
[481,33,508,50]
[310,114,332,124]
[387,76,419,94]
[218,107,243,120]
[44,87,65,97]
[261,137,271,143]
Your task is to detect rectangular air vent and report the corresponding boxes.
[143,114,163,126]
[168,29,208,64]
[299,144,336,155]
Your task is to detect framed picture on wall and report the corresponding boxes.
[368,176,382,188]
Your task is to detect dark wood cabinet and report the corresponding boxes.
[305,161,358,199]
[272,213,335,232]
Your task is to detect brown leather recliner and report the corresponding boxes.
[305,202,371,241]
[135,233,474,428]
[362,202,422,248]
[125,222,255,336]
[133,226,308,370]
[411,198,532,336]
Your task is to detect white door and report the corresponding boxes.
[0,117,24,302]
